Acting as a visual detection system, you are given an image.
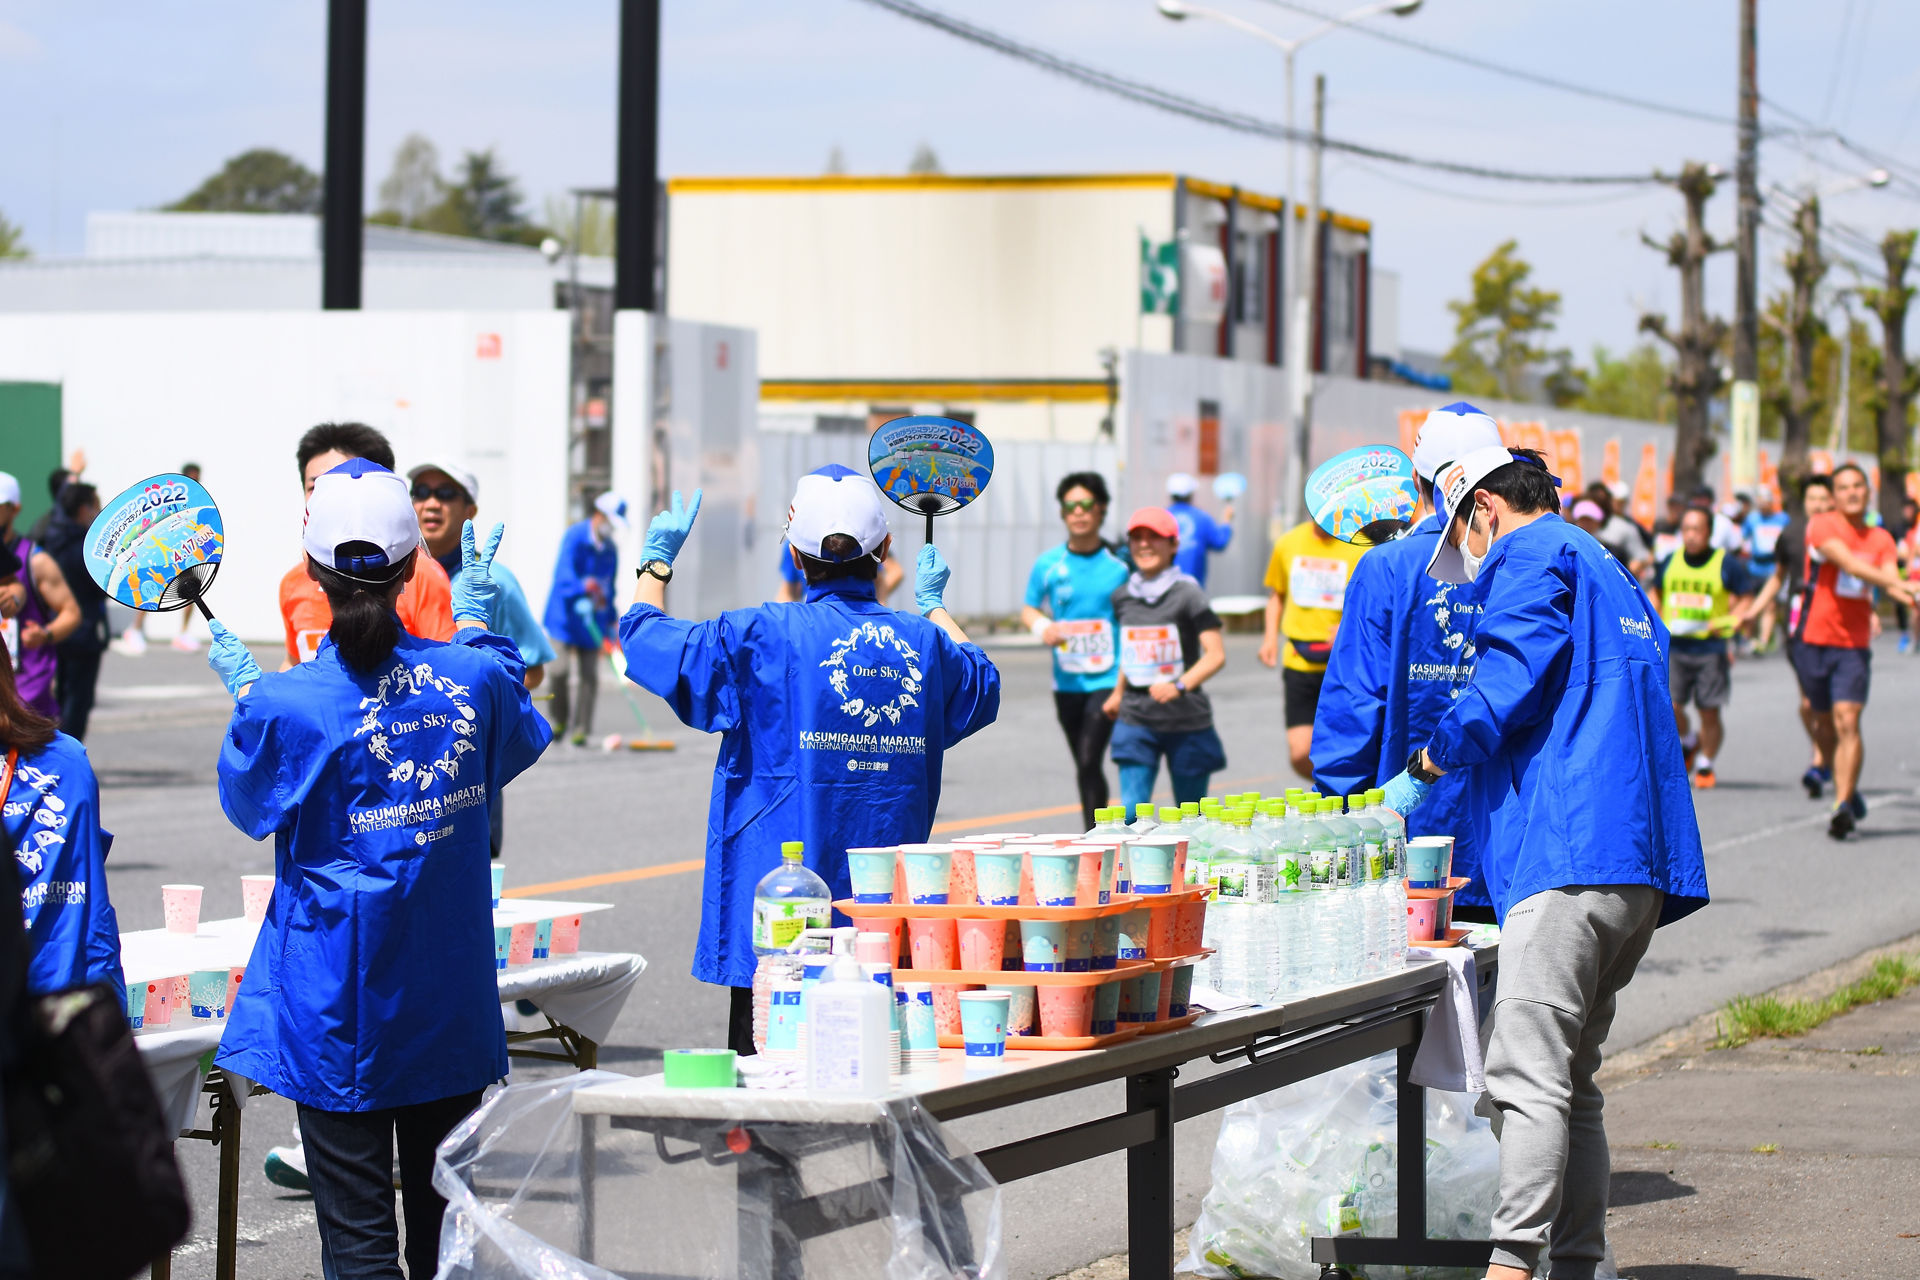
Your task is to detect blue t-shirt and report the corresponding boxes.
[1024,542,1131,693]
[1744,511,1791,569]
[1168,501,1232,586]
[436,551,557,670]
[1655,549,1760,654]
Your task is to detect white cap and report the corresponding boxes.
[787,464,891,561]
[593,492,630,532]
[1425,445,1524,584]
[1166,472,1197,499]
[0,472,18,507]
[1607,480,1630,504]
[303,459,422,581]
[406,460,479,504]
[1411,402,1504,482]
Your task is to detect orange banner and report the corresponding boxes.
[1601,438,1621,488]
[1759,448,1777,496]
[1549,428,1584,496]
[1632,442,1660,528]
[1398,408,1424,459]
[1810,449,1834,475]
[1510,421,1548,456]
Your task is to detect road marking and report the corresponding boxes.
[1703,785,1916,853]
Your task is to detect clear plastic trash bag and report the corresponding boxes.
[1181,1052,1498,1280]
[433,1070,1004,1280]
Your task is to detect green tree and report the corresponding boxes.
[1443,240,1575,404]
[907,142,942,175]
[373,133,444,227]
[541,193,616,257]
[419,149,541,244]
[0,210,28,259]
[1573,343,1673,422]
[166,148,322,214]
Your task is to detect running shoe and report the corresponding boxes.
[171,633,201,652]
[111,629,148,657]
[1828,805,1855,840]
[1802,767,1826,800]
[264,1144,310,1192]
[1693,767,1717,790]
[1847,792,1868,821]
[1902,634,1913,655]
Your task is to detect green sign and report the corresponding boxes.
[1140,234,1178,316]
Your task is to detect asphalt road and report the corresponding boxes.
[89,626,1920,1278]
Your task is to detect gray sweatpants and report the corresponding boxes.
[1484,885,1662,1279]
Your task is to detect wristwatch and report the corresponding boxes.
[1406,749,1443,784]
[636,559,674,584]
[1174,679,1189,694]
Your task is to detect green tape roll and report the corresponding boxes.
[663,1048,738,1089]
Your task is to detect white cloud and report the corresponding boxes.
[0,21,43,60]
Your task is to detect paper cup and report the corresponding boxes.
[1069,844,1104,905]
[490,864,505,908]
[956,918,1006,972]
[226,966,246,1014]
[1028,850,1082,906]
[1147,901,1180,960]
[189,968,229,1019]
[1128,838,1180,894]
[1119,971,1163,1023]
[1038,984,1094,1038]
[1168,964,1196,1018]
[533,918,553,959]
[1116,908,1151,962]
[172,975,190,1015]
[854,931,895,965]
[161,884,203,935]
[1092,979,1122,1034]
[1436,888,1458,935]
[125,983,145,1029]
[987,983,1038,1036]
[958,990,1010,1060]
[240,875,274,924]
[1171,838,1189,889]
[551,914,582,954]
[933,983,966,1036]
[1155,967,1175,1021]
[971,850,1024,906]
[965,833,1029,843]
[1019,918,1067,972]
[1096,845,1117,904]
[1063,915,1096,972]
[899,845,954,905]
[494,924,513,969]
[946,848,979,906]
[1175,900,1207,956]
[1002,919,1024,971]
[1406,837,1452,890]
[846,847,899,903]
[509,921,536,965]
[1091,915,1121,970]
[1406,895,1443,942]
[142,981,172,1029]
[767,980,804,1057]
[907,917,959,970]
[899,984,939,1056]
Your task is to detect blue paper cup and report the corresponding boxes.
[971,850,1024,906]
[1116,908,1151,962]
[899,983,939,1055]
[1119,971,1163,1023]
[1064,916,1096,973]
[533,918,553,959]
[1096,846,1116,904]
[1114,842,1132,894]
[1168,964,1195,1018]
[847,847,899,903]
[494,925,512,970]
[1092,915,1122,970]
[1091,979,1121,1034]
[987,983,1038,1036]
[899,845,954,905]
[189,968,229,1019]
[490,863,505,908]
[1028,850,1081,907]
[125,983,145,1030]
[959,990,1010,1059]
[1406,837,1451,890]
[1127,838,1179,894]
[1019,918,1067,972]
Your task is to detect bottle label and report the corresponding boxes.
[754,897,830,951]
[1365,842,1386,881]
[807,1000,865,1092]
[1214,861,1251,900]
[1276,853,1308,891]
[1309,848,1336,886]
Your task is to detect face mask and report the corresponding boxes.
[1459,508,1495,582]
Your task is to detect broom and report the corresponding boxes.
[580,611,677,751]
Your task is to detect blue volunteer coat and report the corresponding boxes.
[214,629,552,1111]
[620,578,1001,987]
[1311,515,1489,907]
[1423,515,1709,926]
[8,733,124,1002]
[543,519,618,650]
[1169,500,1232,586]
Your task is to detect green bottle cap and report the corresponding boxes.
[1138,802,1157,820]
[1159,806,1183,821]
[781,841,803,859]
[1349,794,1367,807]
[1181,802,1200,815]
[1366,787,1385,803]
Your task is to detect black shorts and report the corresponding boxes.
[1668,648,1731,709]
[1793,642,1871,712]
[1282,667,1325,729]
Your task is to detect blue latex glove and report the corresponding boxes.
[572,595,601,632]
[451,520,505,626]
[1380,769,1432,819]
[206,620,263,697]
[642,489,703,566]
[915,544,951,616]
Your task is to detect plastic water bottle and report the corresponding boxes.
[1344,795,1386,977]
[1084,806,1128,841]
[1368,788,1406,879]
[753,841,832,956]
[1319,799,1364,982]
[1367,789,1408,971]
[1129,802,1160,835]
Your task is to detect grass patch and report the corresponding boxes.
[1752,1143,1779,1155]
[1644,1141,1679,1150]
[1713,956,1920,1049]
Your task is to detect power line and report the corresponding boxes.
[1246,0,1742,128]
[1341,157,1669,209]
[854,0,1665,186]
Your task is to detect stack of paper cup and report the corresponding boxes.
[240,875,273,924]
[765,977,803,1064]
[898,983,940,1072]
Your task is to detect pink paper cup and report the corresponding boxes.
[240,875,274,924]
[509,921,537,965]
[1155,969,1175,1021]
[1001,919,1024,971]
[906,917,959,971]
[854,931,895,965]
[956,918,1006,972]
[933,983,968,1035]
[1175,901,1208,956]
[551,914,583,954]
[1406,896,1442,943]
[1038,984,1095,1038]
[1147,901,1180,959]
[172,975,190,1014]
[142,981,173,1028]
[226,966,246,1012]
[946,848,981,907]
[161,884,204,935]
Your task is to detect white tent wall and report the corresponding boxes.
[0,311,571,643]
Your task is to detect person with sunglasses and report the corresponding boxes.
[1022,473,1131,829]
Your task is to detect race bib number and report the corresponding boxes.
[1052,618,1115,675]
[0,618,15,661]
[1289,556,1351,611]
[1668,590,1714,626]
[1753,524,1783,556]
[1120,624,1182,686]
[1835,570,1871,599]
[295,629,327,663]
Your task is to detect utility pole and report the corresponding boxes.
[1860,230,1920,527]
[321,0,368,310]
[1768,195,1826,510]
[1729,0,1760,489]
[615,0,662,313]
[1285,73,1325,529]
[1640,162,1730,499]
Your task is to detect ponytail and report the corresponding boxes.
[309,549,412,673]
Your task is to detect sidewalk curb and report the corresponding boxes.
[1597,927,1920,1090]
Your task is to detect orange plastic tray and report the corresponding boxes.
[1412,926,1474,949]
[1137,1011,1203,1035]
[937,1024,1144,1051]
[890,959,1161,986]
[836,894,1150,922]
[1407,876,1473,900]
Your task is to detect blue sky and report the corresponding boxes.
[3,0,1917,357]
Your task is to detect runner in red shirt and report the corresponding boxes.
[1794,462,1917,838]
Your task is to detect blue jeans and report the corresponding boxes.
[299,1090,484,1280]
[1111,720,1225,811]
[1118,763,1211,812]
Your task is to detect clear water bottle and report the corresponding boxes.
[1368,787,1406,879]
[1367,790,1408,972]
[1318,799,1364,982]
[753,841,833,956]
[1129,802,1160,836]
[1345,795,1386,977]
[1084,806,1128,841]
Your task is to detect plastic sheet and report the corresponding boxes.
[1182,1052,1498,1280]
[434,1071,1004,1280]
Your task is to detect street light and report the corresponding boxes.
[1157,0,1424,526]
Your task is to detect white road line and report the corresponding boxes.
[171,1207,314,1258]
[1703,785,1917,853]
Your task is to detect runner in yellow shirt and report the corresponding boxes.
[1259,519,1370,779]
